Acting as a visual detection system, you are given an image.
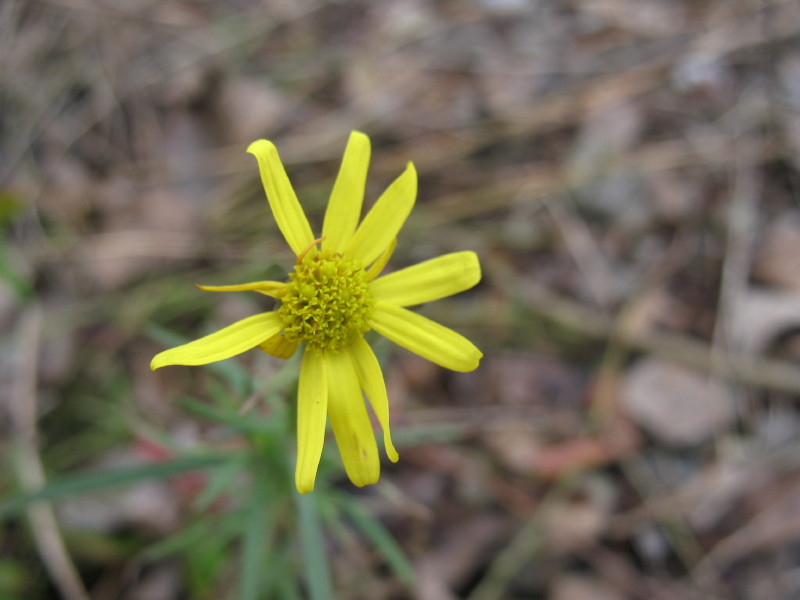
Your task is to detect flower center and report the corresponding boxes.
[278,250,373,352]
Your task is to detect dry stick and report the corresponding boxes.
[590,279,726,592]
[429,254,800,395]
[466,477,580,600]
[485,253,800,395]
[9,307,90,600]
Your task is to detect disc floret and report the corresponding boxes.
[279,250,373,351]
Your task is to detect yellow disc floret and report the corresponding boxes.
[279,250,373,351]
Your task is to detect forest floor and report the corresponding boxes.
[2,1,800,599]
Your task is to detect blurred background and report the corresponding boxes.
[2,0,800,598]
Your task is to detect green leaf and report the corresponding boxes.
[295,492,335,600]
[0,191,25,228]
[0,453,234,519]
[177,396,279,437]
[192,455,248,513]
[338,494,415,587]
[142,508,247,561]
[0,558,31,595]
[260,540,300,598]
[239,473,274,600]
[0,241,34,301]
[186,527,231,597]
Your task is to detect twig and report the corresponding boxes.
[466,478,579,600]
[9,306,90,600]
[483,254,800,395]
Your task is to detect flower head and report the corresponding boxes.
[151,131,482,493]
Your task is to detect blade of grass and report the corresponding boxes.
[295,492,335,600]
[336,494,415,587]
[142,508,248,561]
[261,536,300,598]
[0,453,234,519]
[193,455,248,512]
[239,471,273,600]
[276,576,304,600]
[0,240,34,301]
[177,397,279,437]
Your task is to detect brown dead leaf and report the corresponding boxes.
[140,188,203,233]
[80,229,199,289]
[486,353,586,408]
[415,515,508,598]
[482,421,542,475]
[729,289,800,353]
[214,76,290,144]
[549,574,627,600]
[701,480,800,574]
[753,217,800,292]
[530,426,641,480]
[621,359,734,446]
[543,476,617,552]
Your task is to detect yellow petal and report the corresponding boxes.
[196,281,285,298]
[151,312,282,370]
[365,238,397,281]
[370,302,482,372]
[348,339,398,462]
[258,332,299,359]
[247,139,315,256]
[345,162,416,267]
[325,350,380,487]
[370,251,481,307]
[295,348,328,494]
[322,131,370,253]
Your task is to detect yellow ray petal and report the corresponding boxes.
[258,332,299,359]
[247,139,315,256]
[325,350,380,487]
[345,162,416,267]
[295,348,328,494]
[196,281,285,298]
[370,251,481,306]
[349,339,398,462]
[322,131,370,253]
[365,238,397,281]
[151,312,282,370]
[370,302,482,372]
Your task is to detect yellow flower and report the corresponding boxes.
[151,131,482,493]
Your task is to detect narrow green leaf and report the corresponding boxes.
[0,454,233,519]
[338,495,415,587]
[0,241,34,301]
[260,540,299,598]
[296,492,335,600]
[142,508,247,561]
[193,455,247,513]
[239,473,273,600]
[177,397,278,437]
[276,575,303,600]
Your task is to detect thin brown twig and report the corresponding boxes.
[482,254,800,395]
[9,306,90,600]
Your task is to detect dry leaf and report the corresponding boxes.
[729,289,800,353]
[550,574,627,600]
[621,359,734,446]
[753,217,800,293]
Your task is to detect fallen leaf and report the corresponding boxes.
[729,289,800,353]
[621,359,734,446]
[549,574,626,600]
[753,217,800,292]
